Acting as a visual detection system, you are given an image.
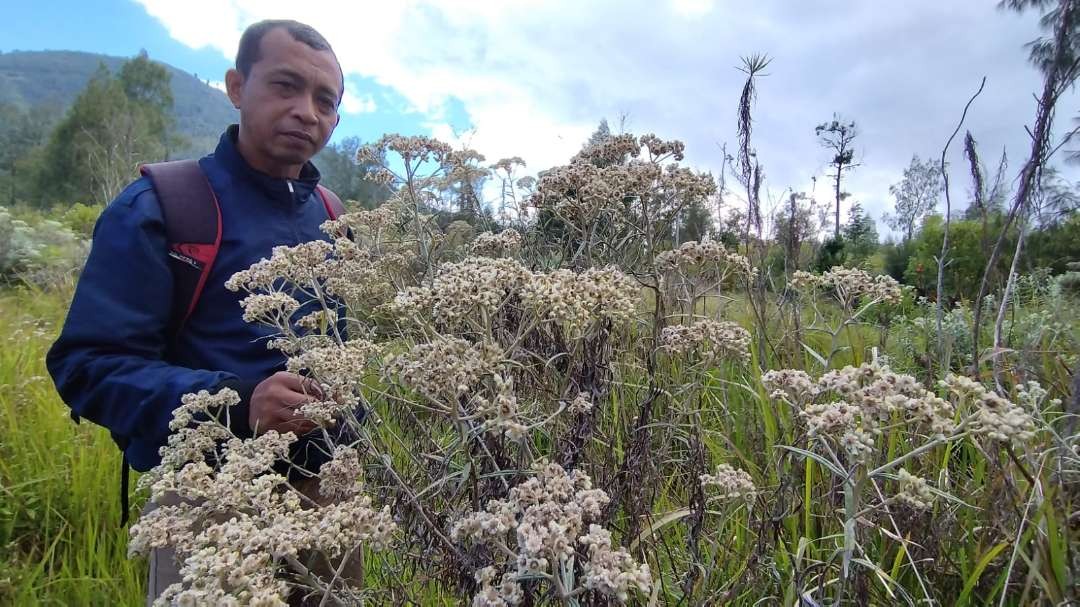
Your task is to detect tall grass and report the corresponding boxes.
[0,285,144,605]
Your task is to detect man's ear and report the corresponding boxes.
[225,68,245,109]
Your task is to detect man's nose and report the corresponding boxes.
[292,95,319,125]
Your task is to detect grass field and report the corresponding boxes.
[0,286,145,606]
[0,278,1076,606]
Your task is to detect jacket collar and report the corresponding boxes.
[214,124,321,207]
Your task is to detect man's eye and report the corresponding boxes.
[273,81,296,91]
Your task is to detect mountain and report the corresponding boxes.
[0,50,238,156]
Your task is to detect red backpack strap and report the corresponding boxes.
[316,184,346,219]
[139,160,222,339]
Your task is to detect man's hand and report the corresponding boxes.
[248,371,321,436]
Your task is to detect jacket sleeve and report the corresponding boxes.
[46,180,245,446]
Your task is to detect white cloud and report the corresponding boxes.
[670,0,714,18]
[135,0,1077,228]
[340,86,377,114]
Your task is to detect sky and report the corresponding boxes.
[3,0,1077,235]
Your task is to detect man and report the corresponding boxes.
[46,19,347,602]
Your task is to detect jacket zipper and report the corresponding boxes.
[287,180,300,244]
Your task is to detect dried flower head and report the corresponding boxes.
[791,266,902,307]
[382,337,504,401]
[658,319,751,364]
[453,461,650,604]
[893,468,934,510]
[655,240,752,275]
[700,463,756,503]
[469,229,524,258]
[940,374,1037,445]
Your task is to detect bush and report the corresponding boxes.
[0,206,88,287]
[813,235,846,272]
[60,202,104,238]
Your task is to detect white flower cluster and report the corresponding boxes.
[474,374,529,442]
[141,490,394,606]
[533,137,715,234]
[658,319,751,364]
[472,566,524,607]
[318,445,365,500]
[791,266,903,306]
[578,524,654,602]
[452,460,651,604]
[287,339,379,394]
[321,200,406,238]
[390,258,639,334]
[226,241,335,293]
[357,134,453,165]
[654,240,752,275]
[469,229,523,257]
[295,308,337,332]
[763,362,955,464]
[571,133,642,165]
[382,337,504,401]
[893,468,934,510]
[761,369,819,406]
[940,374,1037,445]
[227,227,412,324]
[131,390,395,605]
[699,463,756,503]
[238,292,301,325]
[153,389,240,478]
[283,340,379,426]
[520,266,640,331]
[566,392,594,415]
[390,257,530,327]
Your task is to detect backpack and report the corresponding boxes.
[107,159,346,524]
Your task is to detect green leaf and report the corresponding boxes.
[954,543,1008,607]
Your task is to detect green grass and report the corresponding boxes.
[0,286,144,606]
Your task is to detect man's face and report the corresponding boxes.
[225,27,342,177]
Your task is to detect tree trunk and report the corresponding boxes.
[834,167,842,238]
[993,217,1027,389]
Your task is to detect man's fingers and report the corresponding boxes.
[273,372,324,398]
[270,403,318,434]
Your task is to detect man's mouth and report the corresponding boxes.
[281,130,315,144]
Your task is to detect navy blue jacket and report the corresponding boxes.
[47,125,337,473]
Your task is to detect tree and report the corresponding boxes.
[906,214,1016,297]
[677,197,713,243]
[584,119,611,149]
[815,114,859,238]
[118,50,182,156]
[0,103,56,205]
[842,202,879,263]
[773,191,816,274]
[36,55,176,206]
[884,155,942,242]
[813,235,847,273]
[971,0,1080,373]
[1032,166,1080,227]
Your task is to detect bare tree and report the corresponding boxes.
[937,78,986,372]
[815,114,859,238]
[734,54,775,370]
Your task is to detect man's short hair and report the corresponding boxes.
[235,19,343,100]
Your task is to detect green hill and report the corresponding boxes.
[0,50,237,157]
